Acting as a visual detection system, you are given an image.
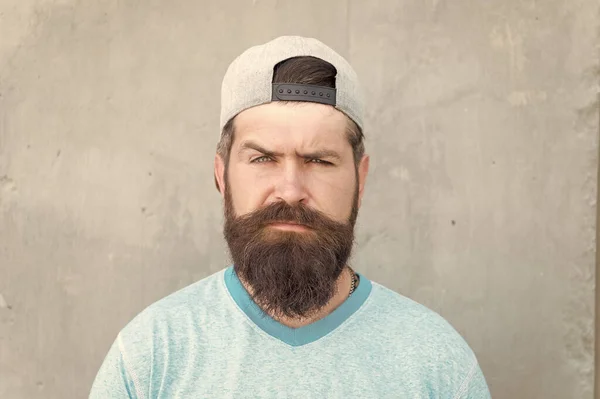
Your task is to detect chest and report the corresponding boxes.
[144,340,438,399]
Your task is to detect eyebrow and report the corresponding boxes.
[238,141,342,161]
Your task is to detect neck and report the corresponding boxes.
[239,266,355,329]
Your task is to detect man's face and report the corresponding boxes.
[225,102,364,223]
[215,102,369,319]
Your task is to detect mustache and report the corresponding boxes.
[233,201,342,229]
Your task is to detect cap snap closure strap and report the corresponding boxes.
[272,84,336,106]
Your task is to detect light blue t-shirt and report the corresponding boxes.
[90,267,491,398]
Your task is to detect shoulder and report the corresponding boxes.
[117,267,228,346]
[366,280,472,350]
[360,280,484,388]
[92,269,231,398]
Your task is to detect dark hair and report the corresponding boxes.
[215,56,365,191]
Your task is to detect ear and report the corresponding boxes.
[357,154,370,208]
[214,154,226,197]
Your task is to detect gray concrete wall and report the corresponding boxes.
[0,1,597,398]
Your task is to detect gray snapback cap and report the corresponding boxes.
[219,35,364,133]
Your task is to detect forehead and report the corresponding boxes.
[232,102,349,149]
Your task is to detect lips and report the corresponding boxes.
[267,221,312,230]
[271,221,306,226]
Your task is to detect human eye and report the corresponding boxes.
[250,155,273,164]
[307,158,333,166]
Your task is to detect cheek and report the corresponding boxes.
[227,167,269,215]
[308,172,356,220]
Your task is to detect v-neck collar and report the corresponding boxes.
[224,266,372,347]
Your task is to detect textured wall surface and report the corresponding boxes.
[0,1,598,398]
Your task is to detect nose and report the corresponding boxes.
[274,164,308,205]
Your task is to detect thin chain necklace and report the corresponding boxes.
[348,267,359,296]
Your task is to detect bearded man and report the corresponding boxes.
[90,36,491,398]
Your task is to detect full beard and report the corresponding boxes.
[223,183,358,320]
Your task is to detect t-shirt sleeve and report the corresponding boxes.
[89,334,142,399]
[454,357,491,399]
